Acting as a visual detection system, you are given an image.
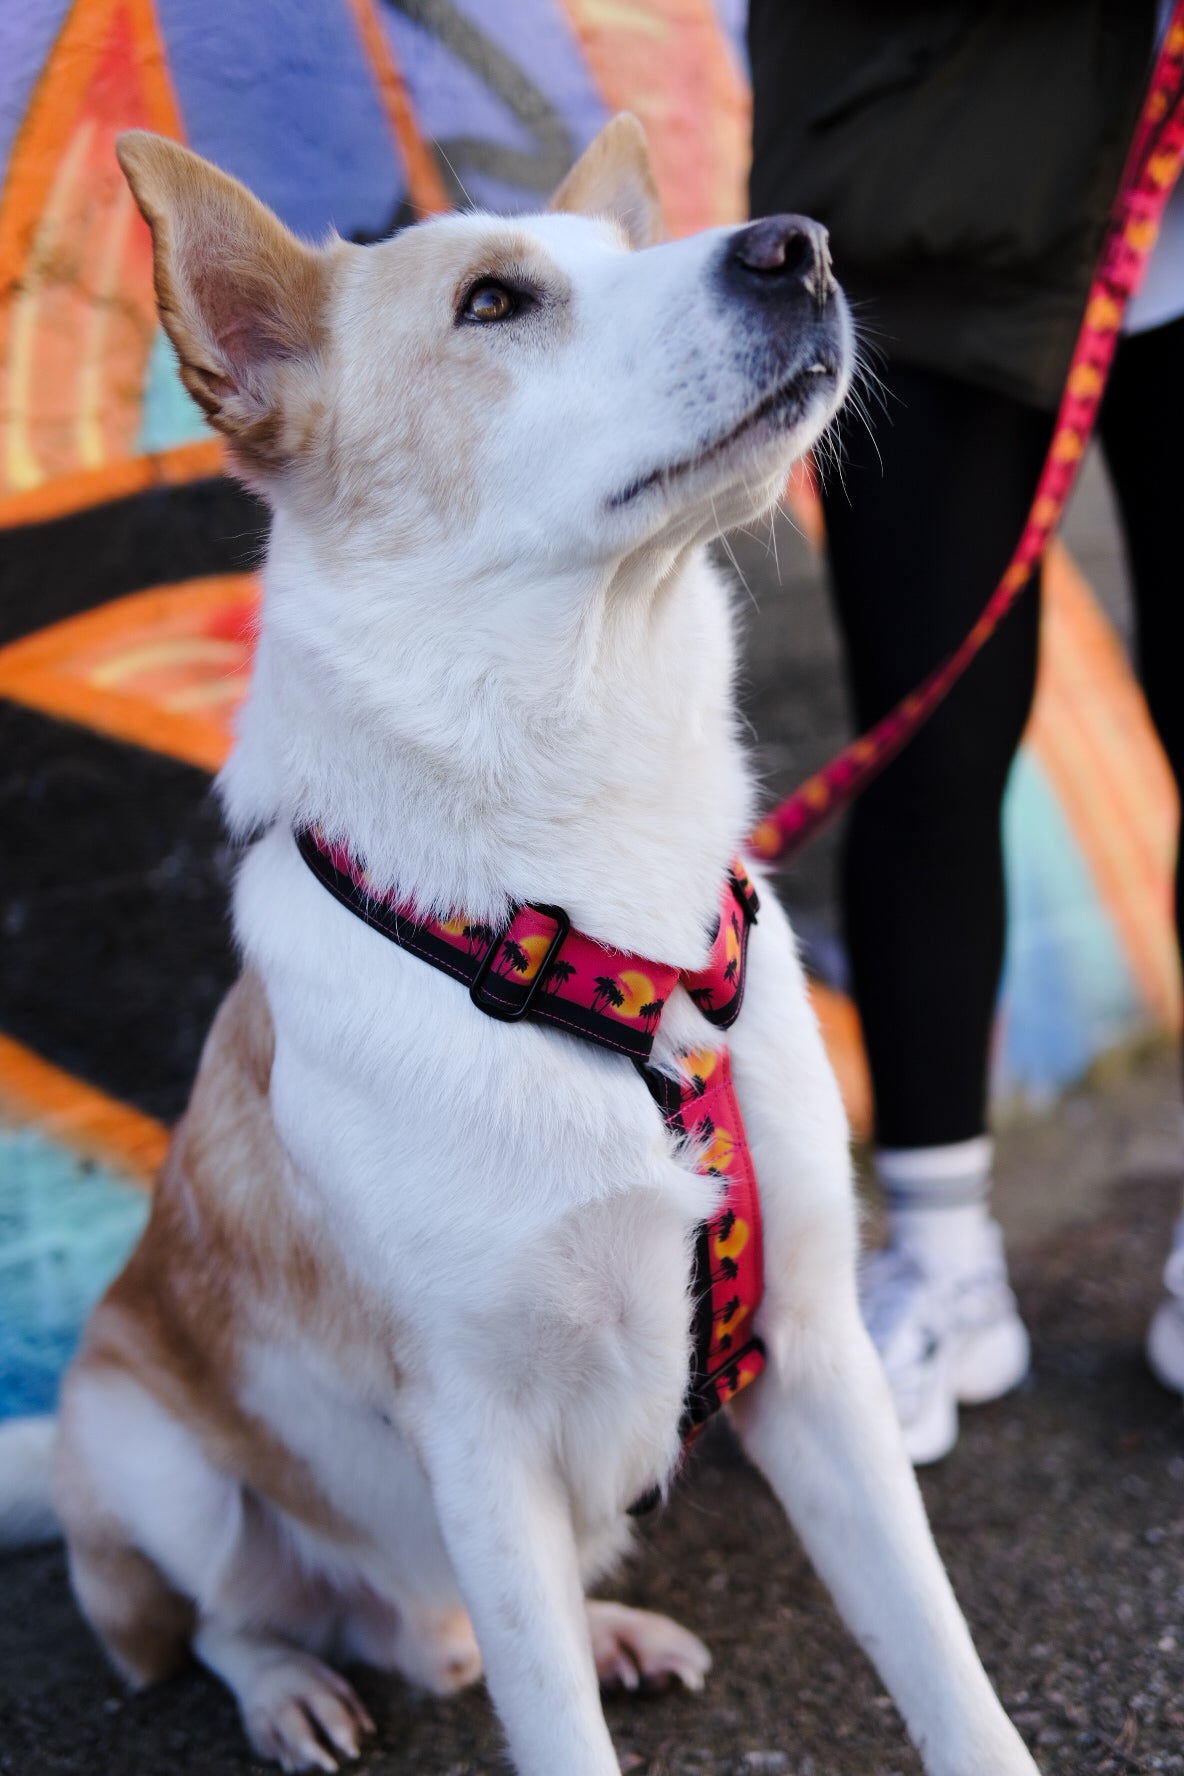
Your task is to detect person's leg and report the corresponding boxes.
[821,362,1053,1460]
[1098,315,1184,1391]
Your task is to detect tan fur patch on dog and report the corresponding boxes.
[71,972,404,1545]
[549,113,662,249]
[116,132,338,477]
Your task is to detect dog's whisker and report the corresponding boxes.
[429,138,476,211]
[712,497,759,611]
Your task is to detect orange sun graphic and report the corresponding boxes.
[616,970,656,1017]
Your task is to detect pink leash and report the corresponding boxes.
[750,7,1184,868]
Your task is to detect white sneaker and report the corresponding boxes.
[1147,1215,1184,1393]
[859,1220,1031,1465]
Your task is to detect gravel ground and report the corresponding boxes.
[3,1050,1183,1776]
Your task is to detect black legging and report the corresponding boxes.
[822,316,1184,1150]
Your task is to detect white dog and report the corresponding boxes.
[0,118,1038,1776]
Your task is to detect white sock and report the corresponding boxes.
[877,1137,996,1277]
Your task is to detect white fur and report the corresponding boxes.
[2,164,1038,1776]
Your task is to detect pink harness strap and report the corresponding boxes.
[298,831,758,1058]
[295,829,767,1475]
[644,1047,767,1437]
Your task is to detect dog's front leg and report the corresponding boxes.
[417,1422,619,1776]
[725,889,1037,1775]
[731,1315,1037,1776]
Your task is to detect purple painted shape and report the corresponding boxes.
[154,0,406,240]
[0,0,73,177]
[380,0,608,213]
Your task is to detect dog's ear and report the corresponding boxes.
[116,131,334,477]
[549,114,662,249]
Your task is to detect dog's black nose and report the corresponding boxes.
[727,214,835,304]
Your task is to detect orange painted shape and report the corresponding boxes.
[1026,542,1180,1030]
[344,0,450,217]
[0,573,259,770]
[0,0,185,499]
[558,0,750,237]
[0,1033,166,1183]
[0,439,223,531]
[807,980,872,1142]
[784,458,825,549]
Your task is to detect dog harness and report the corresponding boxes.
[297,829,767,1485]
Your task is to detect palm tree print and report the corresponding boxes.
[543,958,576,994]
[639,998,665,1032]
[723,912,743,986]
[590,975,626,1015]
[498,938,530,976]
[462,921,496,953]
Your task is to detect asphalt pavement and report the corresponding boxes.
[2,1046,1183,1776]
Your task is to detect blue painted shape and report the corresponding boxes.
[0,1125,148,1420]
[996,746,1145,1101]
[155,0,406,240]
[135,326,210,455]
[0,1,72,178]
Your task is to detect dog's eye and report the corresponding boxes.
[463,281,517,323]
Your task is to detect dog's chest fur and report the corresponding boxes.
[218,541,753,1543]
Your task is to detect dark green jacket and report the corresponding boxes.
[749,1,1157,409]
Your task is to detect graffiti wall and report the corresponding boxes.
[0,0,1176,1414]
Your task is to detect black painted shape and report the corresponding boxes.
[0,477,269,649]
[0,701,238,1124]
[386,0,573,198]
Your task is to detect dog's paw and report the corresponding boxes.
[242,1652,375,1772]
[587,1600,712,1694]
[394,1604,483,1696]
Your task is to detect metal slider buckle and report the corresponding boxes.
[469,903,571,1022]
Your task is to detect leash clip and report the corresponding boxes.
[469,903,571,1023]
